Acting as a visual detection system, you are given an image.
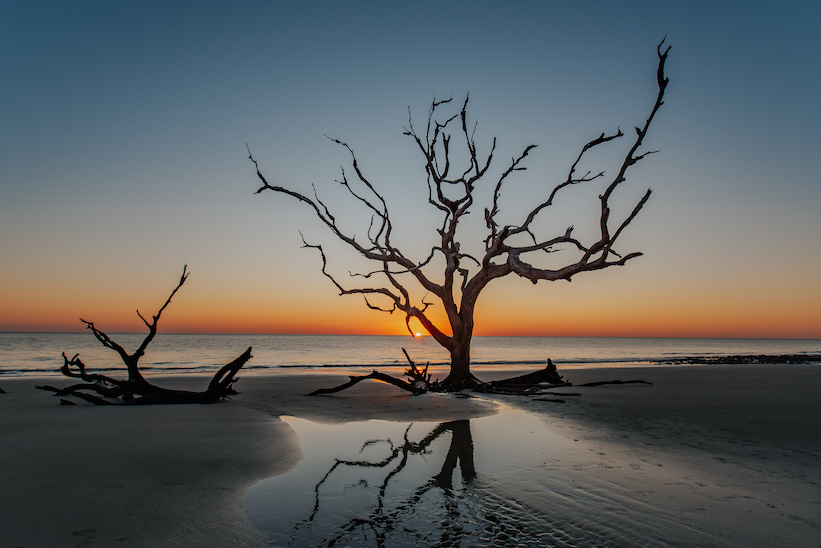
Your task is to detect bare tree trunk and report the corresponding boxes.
[442,349,475,389]
[251,41,671,396]
[441,322,481,389]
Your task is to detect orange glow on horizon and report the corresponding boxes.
[1,267,819,339]
[5,302,818,339]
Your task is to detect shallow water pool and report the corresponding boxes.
[245,404,711,547]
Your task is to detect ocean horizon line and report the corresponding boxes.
[2,331,820,342]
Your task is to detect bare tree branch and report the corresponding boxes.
[251,40,671,390]
[38,268,252,405]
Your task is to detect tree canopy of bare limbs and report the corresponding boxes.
[37,267,252,405]
[250,41,670,391]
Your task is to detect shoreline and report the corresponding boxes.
[3,331,820,378]
[2,364,820,546]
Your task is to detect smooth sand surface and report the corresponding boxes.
[507,365,821,546]
[0,373,496,547]
[1,364,819,547]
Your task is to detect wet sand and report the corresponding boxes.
[1,364,819,546]
[500,365,821,546]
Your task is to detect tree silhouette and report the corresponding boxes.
[36,267,251,405]
[250,41,670,390]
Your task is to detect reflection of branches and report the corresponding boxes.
[292,420,475,547]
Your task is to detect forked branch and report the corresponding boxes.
[250,40,671,391]
[37,267,252,405]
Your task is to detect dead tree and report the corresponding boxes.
[251,41,671,391]
[36,267,251,405]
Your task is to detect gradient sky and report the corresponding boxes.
[2,1,819,338]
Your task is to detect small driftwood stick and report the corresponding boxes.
[576,379,653,387]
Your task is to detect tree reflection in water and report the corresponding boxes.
[291,420,481,547]
[248,413,589,547]
[248,407,717,547]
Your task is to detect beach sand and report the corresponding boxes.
[505,365,821,546]
[1,364,819,547]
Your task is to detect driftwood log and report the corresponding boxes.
[474,359,569,394]
[36,267,251,405]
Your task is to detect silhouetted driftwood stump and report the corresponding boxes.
[36,267,251,405]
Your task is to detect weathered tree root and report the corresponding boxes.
[474,359,568,394]
[306,355,654,397]
[37,347,252,405]
[307,369,422,396]
[36,267,252,405]
[306,352,656,397]
[307,347,432,396]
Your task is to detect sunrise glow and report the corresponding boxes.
[1,3,819,340]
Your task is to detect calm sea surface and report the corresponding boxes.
[1,333,819,378]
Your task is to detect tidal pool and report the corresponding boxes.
[245,405,703,547]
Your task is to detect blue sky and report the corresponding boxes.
[2,1,819,337]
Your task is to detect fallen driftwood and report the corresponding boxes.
[576,379,653,387]
[474,359,568,394]
[307,357,589,397]
[36,267,251,405]
[307,369,423,396]
[307,348,432,396]
[37,347,252,405]
[305,351,658,398]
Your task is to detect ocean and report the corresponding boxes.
[1,333,819,378]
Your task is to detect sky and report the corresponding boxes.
[1,0,819,338]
